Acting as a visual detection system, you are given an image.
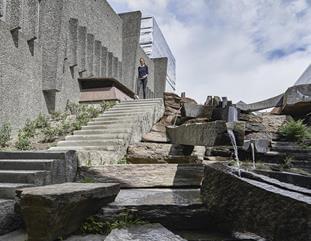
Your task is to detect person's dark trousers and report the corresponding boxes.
[137,77,148,99]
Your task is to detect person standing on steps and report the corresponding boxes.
[137,57,149,99]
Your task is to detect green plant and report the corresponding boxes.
[80,177,96,183]
[22,119,36,138]
[0,123,12,147]
[42,127,59,143]
[15,131,31,150]
[33,113,49,129]
[100,101,116,112]
[281,156,293,170]
[279,119,311,142]
[117,158,127,164]
[80,217,107,235]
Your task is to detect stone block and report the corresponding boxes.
[78,26,87,72]
[94,40,101,77]
[68,18,78,67]
[104,224,187,241]
[17,183,120,241]
[0,199,22,235]
[142,131,169,143]
[182,102,213,119]
[201,163,311,241]
[87,33,95,76]
[100,46,108,77]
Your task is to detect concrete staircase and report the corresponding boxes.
[0,151,77,199]
[50,99,164,165]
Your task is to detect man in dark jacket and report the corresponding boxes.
[137,58,149,99]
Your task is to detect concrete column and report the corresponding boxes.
[87,33,94,76]
[100,46,108,77]
[20,0,38,40]
[112,56,118,79]
[118,61,122,81]
[0,0,5,18]
[68,18,78,67]
[94,40,101,77]
[6,0,22,30]
[107,51,113,78]
[77,26,87,73]
[153,57,168,98]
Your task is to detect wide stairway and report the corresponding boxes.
[50,99,164,165]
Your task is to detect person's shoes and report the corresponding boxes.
[134,95,140,100]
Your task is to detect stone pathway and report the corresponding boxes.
[50,99,164,165]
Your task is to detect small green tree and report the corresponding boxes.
[279,119,311,142]
[15,131,31,150]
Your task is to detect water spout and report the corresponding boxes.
[250,142,256,169]
[228,106,238,122]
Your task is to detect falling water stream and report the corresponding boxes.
[227,106,241,176]
[251,142,256,169]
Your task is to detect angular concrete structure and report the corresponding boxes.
[0,0,170,130]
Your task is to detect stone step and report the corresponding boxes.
[87,122,134,128]
[100,112,150,117]
[80,164,204,188]
[0,183,34,199]
[0,159,55,171]
[0,170,51,185]
[107,106,155,111]
[120,99,162,104]
[93,116,138,121]
[57,139,125,147]
[88,120,135,125]
[49,146,118,151]
[73,130,129,137]
[98,188,210,230]
[0,151,71,160]
[65,135,128,141]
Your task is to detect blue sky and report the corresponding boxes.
[108,0,311,103]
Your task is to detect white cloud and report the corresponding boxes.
[108,0,311,104]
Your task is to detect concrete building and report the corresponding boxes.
[0,0,169,130]
[140,16,176,92]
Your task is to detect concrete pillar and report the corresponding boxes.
[20,0,38,40]
[94,40,101,77]
[77,26,87,73]
[68,18,78,67]
[112,56,118,79]
[153,57,168,98]
[100,46,108,77]
[87,33,95,76]
[0,0,4,18]
[118,61,122,81]
[107,51,113,78]
[6,0,22,30]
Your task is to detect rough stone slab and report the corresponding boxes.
[79,164,204,188]
[17,183,120,241]
[142,131,168,143]
[126,143,201,164]
[104,224,186,241]
[0,199,22,235]
[182,102,213,119]
[98,189,210,230]
[201,163,311,241]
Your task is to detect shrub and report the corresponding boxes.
[279,119,311,142]
[22,119,36,138]
[15,131,31,150]
[33,113,49,129]
[0,123,12,147]
[42,127,58,143]
[100,101,116,112]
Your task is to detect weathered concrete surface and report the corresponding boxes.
[79,164,204,188]
[98,188,210,230]
[142,131,168,143]
[167,121,245,147]
[201,163,311,241]
[65,234,107,241]
[126,143,202,164]
[17,183,120,241]
[0,199,22,235]
[104,223,186,241]
[182,102,213,119]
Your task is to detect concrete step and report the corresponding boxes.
[108,106,155,111]
[87,121,135,127]
[100,112,149,117]
[80,164,204,188]
[57,139,125,147]
[0,170,51,185]
[73,130,129,137]
[0,159,55,171]
[119,99,162,104]
[0,183,34,199]
[93,116,138,122]
[0,151,71,160]
[98,188,209,230]
[49,146,118,151]
[81,126,132,131]
[66,134,127,141]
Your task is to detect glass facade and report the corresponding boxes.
[140,16,176,91]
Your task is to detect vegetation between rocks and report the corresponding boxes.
[279,119,311,143]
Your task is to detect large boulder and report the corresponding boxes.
[126,143,203,164]
[201,163,311,241]
[17,183,120,241]
[104,224,186,241]
[0,199,22,235]
[181,102,213,119]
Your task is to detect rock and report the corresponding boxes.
[65,235,106,241]
[181,103,213,119]
[142,131,168,143]
[98,189,210,230]
[0,199,22,235]
[167,121,245,147]
[127,143,201,164]
[17,183,120,241]
[240,113,263,123]
[181,97,197,105]
[104,223,187,241]
[245,122,266,132]
[79,164,204,188]
[201,163,311,241]
[164,92,181,110]
[243,139,270,153]
[206,146,232,157]
[183,118,210,124]
[151,122,166,133]
[261,114,292,133]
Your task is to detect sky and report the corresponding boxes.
[108,0,311,104]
